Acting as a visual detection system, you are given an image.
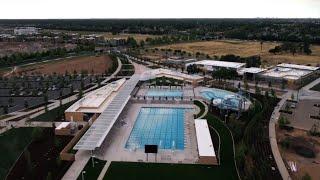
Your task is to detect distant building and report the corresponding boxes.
[186,60,246,71]
[142,68,204,86]
[105,38,126,46]
[14,27,38,35]
[259,63,319,86]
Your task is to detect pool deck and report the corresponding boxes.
[95,102,199,164]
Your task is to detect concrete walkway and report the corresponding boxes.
[269,91,292,180]
[62,150,91,180]
[299,77,320,100]
[97,161,112,180]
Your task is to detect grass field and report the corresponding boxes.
[311,83,320,92]
[77,158,106,180]
[104,113,238,180]
[6,55,113,76]
[0,128,37,179]
[31,101,76,122]
[157,40,320,66]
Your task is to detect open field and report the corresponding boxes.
[8,55,113,76]
[156,40,320,66]
[102,33,159,42]
[277,128,320,179]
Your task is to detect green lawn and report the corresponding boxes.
[311,83,320,92]
[0,114,13,121]
[77,158,106,180]
[104,113,238,180]
[0,128,37,179]
[194,100,206,118]
[31,101,75,122]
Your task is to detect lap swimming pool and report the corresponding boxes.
[146,89,183,97]
[126,107,187,150]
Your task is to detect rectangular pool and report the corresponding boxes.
[126,107,186,150]
[146,89,183,97]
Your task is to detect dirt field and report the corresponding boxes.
[156,40,320,66]
[10,55,113,76]
[102,33,159,42]
[277,128,320,179]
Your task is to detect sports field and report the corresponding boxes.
[6,55,113,76]
[157,40,320,66]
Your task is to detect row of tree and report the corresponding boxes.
[269,41,312,55]
[0,44,95,68]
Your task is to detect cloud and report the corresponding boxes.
[0,0,319,19]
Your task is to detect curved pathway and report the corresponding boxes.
[194,99,208,119]
[269,91,293,180]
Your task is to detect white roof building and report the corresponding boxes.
[186,60,246,71]
[237,67,266,75]
[260,63,319,81]
[194,119,217,165]
[65,78,126,114]
[277,63,319,71]
[141,68,204,85]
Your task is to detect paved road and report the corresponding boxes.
[299,77,320,100]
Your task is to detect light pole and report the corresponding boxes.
[91,150,95,168]
[224,114,228,123]
[81,171,86,180]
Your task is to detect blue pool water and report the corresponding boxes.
[200,88,244,110]
[126,107,186,150]
[146,89,183,97]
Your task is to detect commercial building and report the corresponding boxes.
[259,63,319,86]
[14,27,38,35]
[141,68,204,86]
[186,60,246,71]
[237,67,267,81]
[65,78,126,122]
[194,119,217,165]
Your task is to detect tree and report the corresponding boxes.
[31,127,43,141]
[8,97,14,106]
[291,93,295,100]
[78,88,83,99]
[255,81,261,95]
[24,100,29,109]
[278,116,290,129]
[281,79,286,90]
[301,173,312,180]
[244,80,249,91]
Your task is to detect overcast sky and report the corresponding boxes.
[1,0,320,19]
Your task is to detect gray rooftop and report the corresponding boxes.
[74,75,141,150]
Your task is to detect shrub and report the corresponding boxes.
[278,116,290,129]
[280,138,290,149]
[294,146,316,158]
